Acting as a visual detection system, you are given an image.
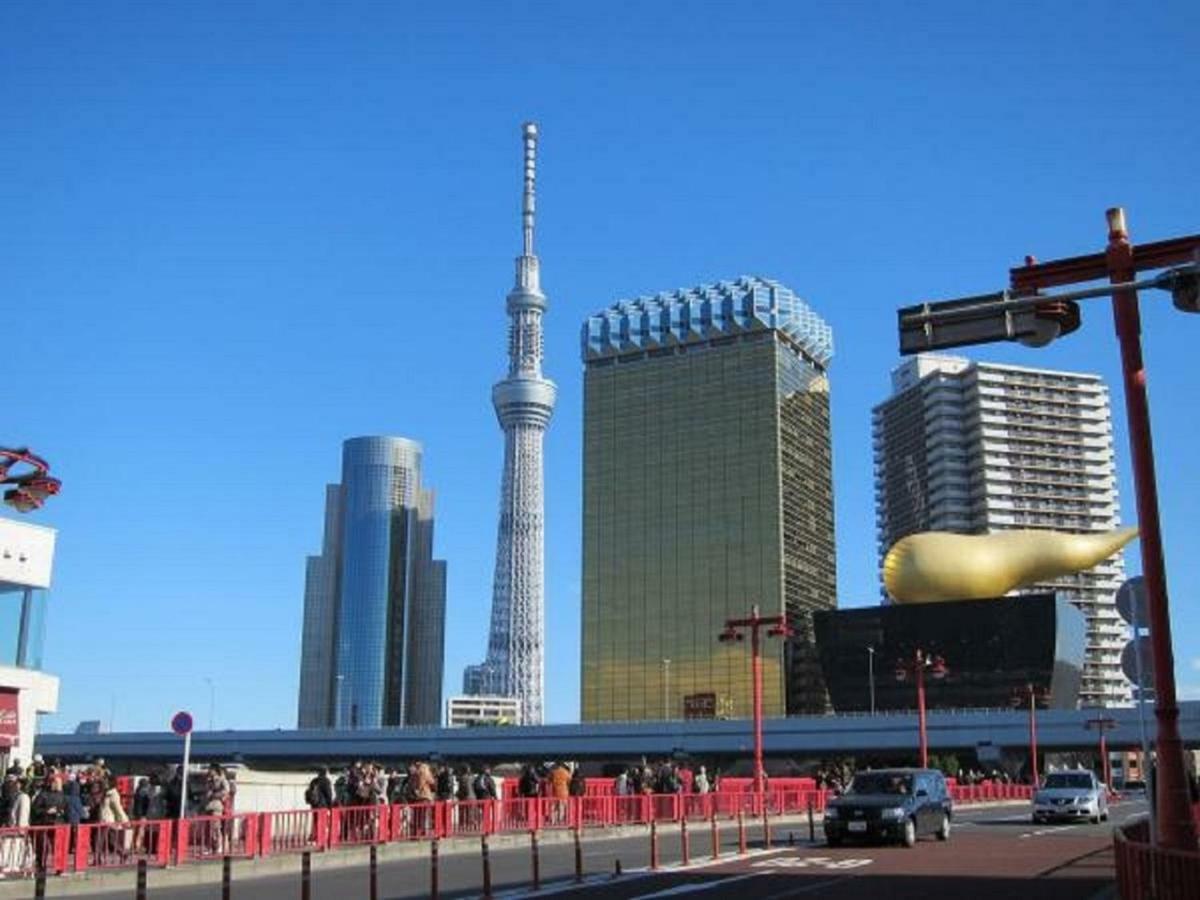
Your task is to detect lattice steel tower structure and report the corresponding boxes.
[465,122,556,725]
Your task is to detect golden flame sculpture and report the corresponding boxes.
[883,527,1139,603]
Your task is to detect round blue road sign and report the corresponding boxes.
[171,711,194,736]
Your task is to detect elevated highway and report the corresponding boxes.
[35,702,1200,766]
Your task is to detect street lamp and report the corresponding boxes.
[895,209,1199,851]
[717,604,792,800]
[662,658,671,721]
[204,677,215,731]
[867,646,876,715]
[1010,683,1051,786]
[894,649,948,768]
[335,674,345,729]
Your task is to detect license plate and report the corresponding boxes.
[848,821,867,832]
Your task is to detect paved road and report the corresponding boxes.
[46,801,1146,899]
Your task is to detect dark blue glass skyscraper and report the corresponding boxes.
[297,437,446,729]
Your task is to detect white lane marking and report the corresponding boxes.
[1020,824,1079,839]
[628,872,762,899]
[753,856,873,870]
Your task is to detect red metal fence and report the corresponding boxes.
[0,785,1033,880]
[1113,810,1200,900]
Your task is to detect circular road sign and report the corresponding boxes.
[1115,576,1149,628]
[1120,636,1155,687]
[171,711,194,736]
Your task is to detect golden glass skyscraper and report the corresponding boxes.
[580,276,836,722]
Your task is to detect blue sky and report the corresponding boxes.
[4,1,1198,732]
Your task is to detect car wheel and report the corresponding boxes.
[1101,811,1109,822]
[902,817,917,848]
[1091,814,1101,825]
[936,813,950,841]
[1031,814,1041,825]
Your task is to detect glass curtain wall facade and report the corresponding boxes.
[296,437,446,729]
[0,584,47,670]
[580,277,836,722]
[814,593,1086,712]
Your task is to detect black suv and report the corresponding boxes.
[823,768,952,848]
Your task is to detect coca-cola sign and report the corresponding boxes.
[0,689,18,745]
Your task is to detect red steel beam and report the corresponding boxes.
[1010,233,1200,292]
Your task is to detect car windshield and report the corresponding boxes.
[1043,773,1094,790]
[848,773,914,795]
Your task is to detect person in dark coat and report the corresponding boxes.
[66,779,86,826]
[31,775,66,826]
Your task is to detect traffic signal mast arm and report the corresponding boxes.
[899,261,1199,355]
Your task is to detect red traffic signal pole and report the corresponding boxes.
[1011,211,1200,851]
[719,605,791,800]
[1012,684,1048,786]
[1085,716,1118,792]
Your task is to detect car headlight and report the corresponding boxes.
[823,808,839,820]
[880,807,906,820]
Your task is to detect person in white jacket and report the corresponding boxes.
[1,778,31,874]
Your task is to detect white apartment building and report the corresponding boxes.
[873,354,1130,707]
[445,695,522,728]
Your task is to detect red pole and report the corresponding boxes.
[1105,208,1198,851]
[1100,730,1110,791]
[1029,688,1039,787]
[752,609,765,799]
[916,651,928,768]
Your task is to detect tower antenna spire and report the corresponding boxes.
[522,121,537,257]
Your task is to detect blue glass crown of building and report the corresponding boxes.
[582,275,833,367]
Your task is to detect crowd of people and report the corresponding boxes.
[303,760,503,809]
[303,759,723,812]
[2,757,236,829]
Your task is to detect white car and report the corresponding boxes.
[1031,771,1109,824]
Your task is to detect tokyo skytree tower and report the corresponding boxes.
[465,122,556,725]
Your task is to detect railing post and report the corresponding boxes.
[680,817,690,866]
[650,819,659,870]
[369,844,378,900]
[481,833,492,898]
[531,830,540,889]
[222,855,232,900]
[260,813,273,857]
[135,859,147,900]
[176,818,189,865]
[808,797,815,842]
[574,822,583,882]
[711,814,720,860]
[301,850,311,900]
[738,810,747,855]
[430,837,440,899]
